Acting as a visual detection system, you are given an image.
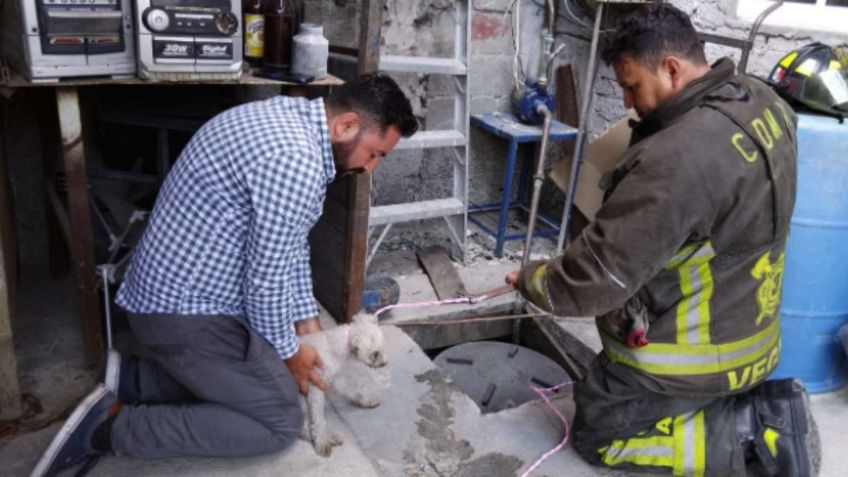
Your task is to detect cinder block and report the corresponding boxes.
[469,55,516,97]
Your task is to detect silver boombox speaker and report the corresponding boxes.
[0,0,136,81]
[134,0,242,80]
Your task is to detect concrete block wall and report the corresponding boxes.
[305,0,848,250]
[588,0,848,134]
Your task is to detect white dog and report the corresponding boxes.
[298,312,388,457]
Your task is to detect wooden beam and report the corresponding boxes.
[0,105,21,420]
[38,92,71,280]
[417,246,468,300]
[341,173,370,320]
[310,174,370,323]
[357,0,384,75]
[55,87,103,364]
[0,242,21,420]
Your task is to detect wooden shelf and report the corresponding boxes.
[1,68,344,88]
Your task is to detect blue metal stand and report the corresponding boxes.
[469,112,577,257]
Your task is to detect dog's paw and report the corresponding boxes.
[313,435,343,457]
[351,394,381,408]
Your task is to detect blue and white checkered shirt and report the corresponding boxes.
[116,96,336,359]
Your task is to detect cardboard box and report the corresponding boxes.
[550,110,637,221]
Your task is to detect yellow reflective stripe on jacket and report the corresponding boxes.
[599,435,675,468]
[666,242,716,345]
[673,410,706,477]
[525,264,552,312]
[601,318,781,376]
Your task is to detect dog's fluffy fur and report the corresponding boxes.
[298,312,387,457]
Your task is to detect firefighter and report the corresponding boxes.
[506,5,818,476]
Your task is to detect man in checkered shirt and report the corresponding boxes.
[33,74,417,476]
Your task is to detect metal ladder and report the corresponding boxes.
[367,0,470,265]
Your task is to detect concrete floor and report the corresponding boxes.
[2,252,847,477]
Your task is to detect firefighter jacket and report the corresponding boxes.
[518,58,798,395]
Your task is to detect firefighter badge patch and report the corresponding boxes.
[751,251,785,325]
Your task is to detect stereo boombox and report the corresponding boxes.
[1,0,241,81]
[134,0,242,80]
[0,0,136,81]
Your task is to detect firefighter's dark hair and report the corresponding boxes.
[326,73,418,137]
[601,4,707,69]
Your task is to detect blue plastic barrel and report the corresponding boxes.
[772,113,848,393]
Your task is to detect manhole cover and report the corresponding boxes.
[433,341,571,413]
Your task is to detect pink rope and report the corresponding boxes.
[520,381,574,477]
[374,297,473,318]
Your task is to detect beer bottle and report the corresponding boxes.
[243,0,264,66]
[262,0,297,71]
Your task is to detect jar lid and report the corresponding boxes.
[300,22,324,35]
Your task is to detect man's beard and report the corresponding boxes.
[332,133,366,176]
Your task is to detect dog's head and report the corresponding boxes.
[347,312,387,368]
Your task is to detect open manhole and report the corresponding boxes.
[433,341,571,413]
[397,304,597,413]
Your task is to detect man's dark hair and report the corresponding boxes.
[326,73,418,137]
[601,4,707,69]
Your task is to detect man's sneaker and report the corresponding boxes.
[30,385,119,477]
[736,378,820,477]
[98,349,138,404]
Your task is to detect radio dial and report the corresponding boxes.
[145,8,170,32]
[215,12,238,36]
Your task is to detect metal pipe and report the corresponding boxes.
[521,105,554,266]
[98,265,114,350]
[555,1,604,255]
[545,0,556,37]
[739,1,783,74]
[536,31,554,87]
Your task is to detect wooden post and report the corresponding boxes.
[357,0,383,75]
[55,87,103,364]
[0,244,21,420]
[339,0,382,317]
[341,173,370,318]
[0,107,21,419]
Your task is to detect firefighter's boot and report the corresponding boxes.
[735,378,820,477]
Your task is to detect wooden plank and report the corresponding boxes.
[309,218,347,319]
[310,185,350,320]
[0,103,21,420]
[2,70,344,89]
[0,240,21,420]
[0,97,19,320]
[346,0,382,321]
[341,173,370,321]
[555,65,580,128]
[309,220,346,273]
[417,245,467,300]
[37,92,71,280]
[357,0,384,75]
[314,203,346,237]
[309,175,369,323]
[56,87,103,364]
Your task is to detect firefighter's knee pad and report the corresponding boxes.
[735,378,820,477]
